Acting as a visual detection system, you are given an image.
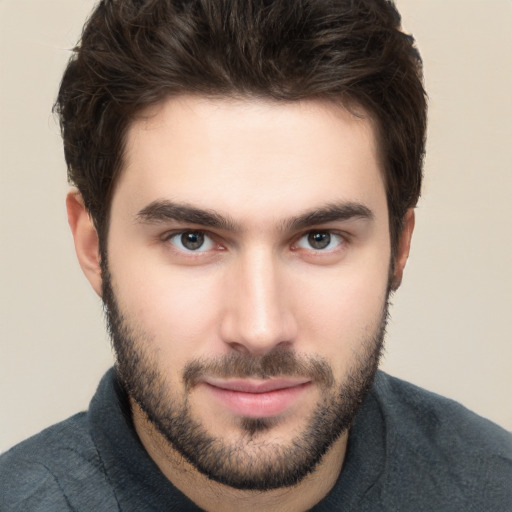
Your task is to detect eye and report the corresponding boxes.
[295,230,344,251]
[166,230,216,252]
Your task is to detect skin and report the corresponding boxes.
[67,96,414,511]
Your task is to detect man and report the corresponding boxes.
[1,0,510,510]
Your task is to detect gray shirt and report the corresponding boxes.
[1,369,511,511]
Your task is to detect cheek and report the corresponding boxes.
[292,255,390,364]
[109,254,224,363]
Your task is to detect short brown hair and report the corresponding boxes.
[55,0,427,253]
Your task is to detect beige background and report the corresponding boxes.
[1,0,511,453]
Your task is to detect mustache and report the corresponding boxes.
[182,348,335,390]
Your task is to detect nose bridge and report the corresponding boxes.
[221,245,295,354]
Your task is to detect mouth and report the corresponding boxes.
[201,378,312,418]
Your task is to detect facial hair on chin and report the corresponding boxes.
[101,262,388,491]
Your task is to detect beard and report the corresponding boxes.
[101,264,388,491]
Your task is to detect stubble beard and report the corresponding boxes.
[101,264,388,491]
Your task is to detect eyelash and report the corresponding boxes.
[293,231,346,252]
[162,229,347,255]
[163,230,219,253]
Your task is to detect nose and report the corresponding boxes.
[220,248,297,356]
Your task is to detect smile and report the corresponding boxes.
[202,378,312,418]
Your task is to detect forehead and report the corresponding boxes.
[114,95,386,227]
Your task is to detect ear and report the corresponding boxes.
[66,190,103,297]
[390,209,415,291]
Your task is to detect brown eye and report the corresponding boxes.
[295,231,344,251]
[181,231,205,250]
[307,231,331,250]
[166,230,215,252]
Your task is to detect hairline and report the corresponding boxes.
[96,92,400,261]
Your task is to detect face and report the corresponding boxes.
[100,96,394,490]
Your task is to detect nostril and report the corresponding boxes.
[227,341,251,355]
[226,338,294,358]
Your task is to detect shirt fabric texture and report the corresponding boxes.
[1,369,511,511]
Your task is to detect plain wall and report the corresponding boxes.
[1,0,511,453]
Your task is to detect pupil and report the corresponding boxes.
[308,231,330,249]
[181,231,204,250]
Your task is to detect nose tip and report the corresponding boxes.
[220,290,297,355]
[219,254,297,356]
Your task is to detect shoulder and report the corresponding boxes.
[373,372,512,453]
[0,413,116,511]
[369,372,512,509]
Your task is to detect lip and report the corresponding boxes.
[202,378,312,418]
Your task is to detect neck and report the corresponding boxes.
[131,401,348,512]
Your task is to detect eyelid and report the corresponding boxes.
[162,229,219,253]
[292,229,348,252]
[160,227,349,255]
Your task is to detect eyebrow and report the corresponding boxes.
[136,199,373,232]
[136,200,238,231]
[284,202,373,231]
